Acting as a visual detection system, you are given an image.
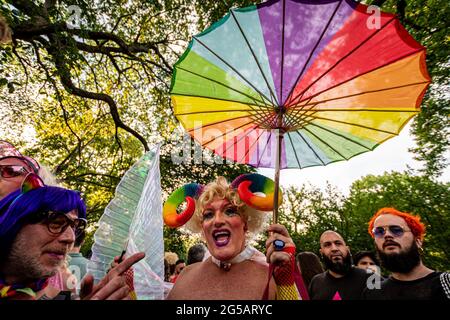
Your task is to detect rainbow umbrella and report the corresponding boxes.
[170,0,431,221]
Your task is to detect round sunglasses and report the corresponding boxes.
[0,165,29,178]
[372,225,411,238]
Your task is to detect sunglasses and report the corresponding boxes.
[372,225,411,238]
[40,211,87,237]
[0,165,29,178]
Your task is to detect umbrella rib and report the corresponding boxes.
[175,109,265,116]
[294,130,326,165]
[284,0,343,106]
[174,66,270,108]
[176,108,277,132]
[256,130,274,167]
[288,48,426,109]
[289,108,419,113]
[280,0,286,104]
[302,114,398,135]
[261,109,280,130]
[284,98,317,129]
[241,101,278,129]
[288,16,397,107]
[237,129,267,164]
[308,122,372,151]
[193,36,275,107]
[285,98,315,128]
[301,127,347,161]
[186,112,274,134]
[286,132,302,169]
[289,110,319,130]
[230,10,279,106]
[290,80,430,110]
[201,120,255,147]
[187,115,253,133]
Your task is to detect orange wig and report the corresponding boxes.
[368,207,426,241]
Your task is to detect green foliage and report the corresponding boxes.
[367,0,450,177]
[411,96,449,178]
[268,184,346,256]
[274,172,449,271]
[0,0,448,265]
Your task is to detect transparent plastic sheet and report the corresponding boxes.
[87,145,164,299]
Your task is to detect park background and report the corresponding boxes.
[0,0,448,271]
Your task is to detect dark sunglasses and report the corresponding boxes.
[372,225,411,238]
[0,165,29,178]
[40,211,87,237]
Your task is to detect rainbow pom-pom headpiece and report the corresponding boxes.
[163,173,281,228]
[163,183,204,228]
[231,173,282,212]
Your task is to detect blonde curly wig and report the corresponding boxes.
[185,176,270,240]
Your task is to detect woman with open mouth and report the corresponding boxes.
[165,174,305,300]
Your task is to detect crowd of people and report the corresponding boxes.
[0,141,449,300]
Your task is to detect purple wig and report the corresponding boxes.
[0,186,86,250]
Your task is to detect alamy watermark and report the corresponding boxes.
[366,5,382,30]
[365,266,383,290]
[66,5,82,29]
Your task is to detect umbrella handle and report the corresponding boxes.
[273,125,284,224]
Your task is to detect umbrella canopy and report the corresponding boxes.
[170,0,430,220]
[171,0,430,167]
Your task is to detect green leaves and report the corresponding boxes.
[0,0,448,267]
[274,172,449,271]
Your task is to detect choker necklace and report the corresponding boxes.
[211,246,257,271]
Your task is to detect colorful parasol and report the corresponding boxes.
[170,0,430,221]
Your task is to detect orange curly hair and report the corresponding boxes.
[368,207,426,241]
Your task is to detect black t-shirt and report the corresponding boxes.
[363,271,450,300]
[308,267,371,300]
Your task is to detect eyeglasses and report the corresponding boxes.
[40,211,87,237]
[372,225,411,238]
[0,165,29,178]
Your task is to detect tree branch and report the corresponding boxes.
[47,44,149,151]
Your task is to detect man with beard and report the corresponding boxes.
[308,231,371,300]
[364,207,450,300]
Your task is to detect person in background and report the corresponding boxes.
[354,251,381,275]
[164,251,179,281]
[0,140,59,201]
[309,230,371,300]
[0,141,40,200]
[296,251,324,289]
[170,259,186,283]
[67,230,90,293]
[187,243,207,265]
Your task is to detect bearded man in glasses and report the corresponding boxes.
[0,173,144,300]
[363,207,450,300]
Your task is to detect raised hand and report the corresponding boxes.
[80,252,145,300]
